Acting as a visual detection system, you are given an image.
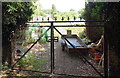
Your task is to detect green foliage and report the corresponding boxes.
[66,27,84,36]
[91,3,105,20]
[81,2,106,41]
[1,62,9,71]
[51,4,58,19]
[82,2,107,20]
[2,2,34,66]
[22,38,35,46]
[45,4,80,20]
[2,2,34,41]
[79,32,86,39]
[3,2,34,26]
[2,2,34,42]
[0,62,13,76]
[39,38,47,44]
[53,11,79,21]
[43,9,52,14]
[17,53,46,71]
[78,8,85,19]
[32,1,46,17]
[70,9,76,11]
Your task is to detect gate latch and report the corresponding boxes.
[46,36,59,42]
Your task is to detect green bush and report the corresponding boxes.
[79,31,91,44]
[22,38,35,46]
[39,38,47,44]
[17,53,47,71]
[79,32,86,39]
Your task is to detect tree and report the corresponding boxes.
[43,9,52,14]
[78,8,85,19]
[2,2,34,67]
[32,1,46,17]
[70,9,75,11]
[51,4,58,19]
[55,11,79,21]
[81,2,106,41]
[83,2,120,77]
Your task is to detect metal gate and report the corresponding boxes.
[11,17,108,78]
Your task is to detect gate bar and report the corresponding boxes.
[27,20,106,23]
[11,27,51,69]
[54,73,89,78]
[12,68,51,74]
[24,25,104,28]
[53,25,104,27]
[12,68,93,78]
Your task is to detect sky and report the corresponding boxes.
[39,0,85,12]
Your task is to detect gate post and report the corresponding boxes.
[104,22,109,78]
[51,22,54,74]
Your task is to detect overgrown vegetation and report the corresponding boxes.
[39,38,48,44]
[79,31,87,39]
[17,53,46,71]
[18,37,48,46]
[21,38,35,46]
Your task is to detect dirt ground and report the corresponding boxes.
[54,42,102,77]
[16,41,103,77]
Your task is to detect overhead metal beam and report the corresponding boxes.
[26,20,106,23]
[23,25,104,28]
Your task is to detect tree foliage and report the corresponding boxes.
[81,2,107,41]
[78,8,85,19]
[83,2,120,77]
[2,2,34,66]
[48,4,80,20]
[51,4,58,19]
[32,1,46,17]
[3,2,33,26]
